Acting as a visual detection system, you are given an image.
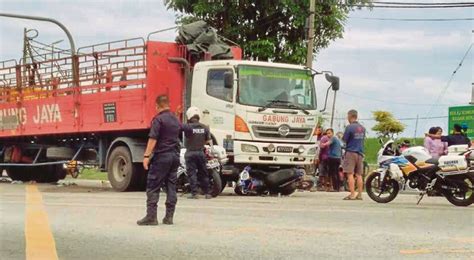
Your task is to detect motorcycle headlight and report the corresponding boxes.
[241,144,259,153]
[307,147,317,155]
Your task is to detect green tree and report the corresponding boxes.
[372,111,405,139]
[165,0,371,64]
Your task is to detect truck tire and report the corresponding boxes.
[47,147,75,160]
[6,167,32,182]
[33,166,60,183]
[107,146,140,191]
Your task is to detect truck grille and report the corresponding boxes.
[252,126,312,140]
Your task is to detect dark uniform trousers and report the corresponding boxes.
[146,152,180,217]
[185,150,209,195]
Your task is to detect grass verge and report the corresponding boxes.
[78,168,108,181]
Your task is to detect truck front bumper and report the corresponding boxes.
[233,140,317,166]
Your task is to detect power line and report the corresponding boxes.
[339,91,452,107]
[349,17,474,22]
[426,43,473,116]
[347,3,474,8]
[372,1,474,5]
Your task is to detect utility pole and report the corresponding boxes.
[306,0,315,68]
[470,83,473,105]
[330,91,337,128]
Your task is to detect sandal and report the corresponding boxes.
[343,195,357,200]
[356,193,363,200]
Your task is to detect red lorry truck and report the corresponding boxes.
[0,24,338,192]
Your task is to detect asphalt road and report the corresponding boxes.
[0,179,473,260]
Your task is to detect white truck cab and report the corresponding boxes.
[190,60,328,168]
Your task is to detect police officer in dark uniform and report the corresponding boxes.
[137,95,180,226]
[182,106,212,199]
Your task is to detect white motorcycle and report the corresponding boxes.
[176,145,228,197]
[366,140,474,206]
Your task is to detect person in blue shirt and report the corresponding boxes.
[342,109,366,200]
[320,128,343,192]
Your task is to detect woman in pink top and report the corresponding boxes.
[424,127,448,159]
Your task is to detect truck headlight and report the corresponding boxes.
[308,147,317,155]
[241,144,259,153]
[297,145,305,154]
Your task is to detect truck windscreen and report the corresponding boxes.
[237,66,316,110]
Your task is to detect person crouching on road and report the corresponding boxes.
[182,107,212,199]
[137,95,180,226]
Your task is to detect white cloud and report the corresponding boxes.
[332,29,467,51]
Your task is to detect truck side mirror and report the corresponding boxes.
[325,74,339,91]
[224,71,233,89]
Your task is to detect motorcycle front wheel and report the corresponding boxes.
[365,172,399,203]
[443,174,474,207]
[276,182,297,196]
[209,169,223,197]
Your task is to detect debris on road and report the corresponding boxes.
[57,181,78,187]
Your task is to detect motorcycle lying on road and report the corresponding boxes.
[176,145,228,197]
[235,166,304,196]
[366,140,474,207]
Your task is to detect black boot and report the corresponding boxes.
[137,214,158,226]
[162,208,174,225]
[162,215,173,225]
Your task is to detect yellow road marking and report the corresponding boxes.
[25,185,58,260]
[399,249,431,255]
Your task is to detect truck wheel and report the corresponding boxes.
[107,146,140,191]
[55,165,68,180]
[209,169,222,197]
[47,147,75,160]
[33,166,60,183]
[6,167,32,182]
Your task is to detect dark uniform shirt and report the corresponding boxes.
[441,134,471,147]
[149,110,181,154]
[182,122,211,151]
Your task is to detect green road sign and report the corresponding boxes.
[448,105,474,139]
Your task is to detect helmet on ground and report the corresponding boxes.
[186,106,202,120]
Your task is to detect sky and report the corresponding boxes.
[0,0,472,137]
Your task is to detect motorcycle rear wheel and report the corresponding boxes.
[365,172,399,203]
[443,174,474,207]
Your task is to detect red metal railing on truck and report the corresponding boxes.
[0,36,240,138]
